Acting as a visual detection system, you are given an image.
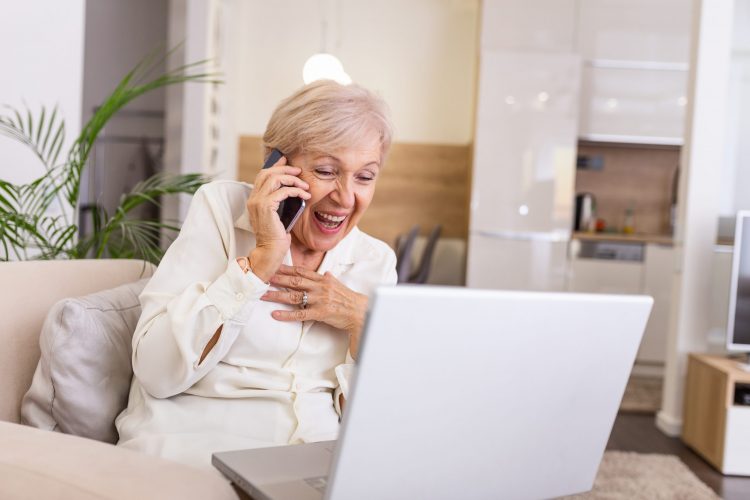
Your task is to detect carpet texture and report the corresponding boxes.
[564,451,719,500]
[619,376,663,413]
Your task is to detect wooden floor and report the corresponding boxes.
[607,413,750,499]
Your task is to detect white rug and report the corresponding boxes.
[563,451,719,500]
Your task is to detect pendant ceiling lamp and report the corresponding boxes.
[303,0,351,85]
[303,53,351,85]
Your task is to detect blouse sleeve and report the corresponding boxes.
[131,185,269,399]
[333,250,398,416]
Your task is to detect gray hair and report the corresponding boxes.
[262,80,393,162]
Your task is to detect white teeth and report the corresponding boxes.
[316,212,347,223]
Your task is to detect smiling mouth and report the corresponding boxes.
[314,211,348,229]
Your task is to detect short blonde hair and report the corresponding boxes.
[262,80,393,162]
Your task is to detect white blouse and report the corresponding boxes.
[115,180,397,469]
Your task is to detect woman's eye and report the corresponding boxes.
[314,169,335,178]
[357,171,377,182]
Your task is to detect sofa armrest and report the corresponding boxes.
[0,422,240,500]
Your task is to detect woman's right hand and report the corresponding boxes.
[245,155,311,282]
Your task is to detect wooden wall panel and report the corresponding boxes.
[237,136,266,181]
[237,136,472,247]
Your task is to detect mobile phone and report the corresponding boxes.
[262,148,306,232]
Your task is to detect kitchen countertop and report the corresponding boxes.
[573,231,674,246]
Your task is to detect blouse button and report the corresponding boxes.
[235,292,244,301]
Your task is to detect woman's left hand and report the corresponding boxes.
[261,265,368,359]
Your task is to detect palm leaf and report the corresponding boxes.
[87,172,208,262]
[37,217,77,259]
[0,180,19,211]
[0,47,216,263]
[0,212,50,260]
[63,51,221,208]
[98,218,181,264]
[109,219,166,262]
[117,172,207,213]
[0,104,66,171]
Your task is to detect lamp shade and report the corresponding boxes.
[302,53,352,85]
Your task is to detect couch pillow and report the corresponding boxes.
[21,278,149,443]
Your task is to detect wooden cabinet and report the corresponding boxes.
[682,354,750,475]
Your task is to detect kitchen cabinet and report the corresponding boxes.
[578,65,688,144]
[640,244,674,363]
[576,0,691,63]
[470,50,580,235]
[470,1,690,293]
[575,0,691,144]
[568,239,674,365]
[466,49,580,291]
[481,0,576,52]
[568,255,643,294]
[468,235,569,291]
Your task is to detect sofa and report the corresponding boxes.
[0,259,242,500]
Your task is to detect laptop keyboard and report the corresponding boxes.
[304,476,328,493]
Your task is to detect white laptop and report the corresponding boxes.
[213,286,653,500]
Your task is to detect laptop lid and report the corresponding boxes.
[325,286,652,500]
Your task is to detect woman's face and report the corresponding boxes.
[289,133,382,254]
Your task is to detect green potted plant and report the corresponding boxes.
[0,52,218,263]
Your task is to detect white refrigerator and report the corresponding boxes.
[466,50,581,291]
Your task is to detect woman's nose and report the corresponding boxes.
[332,178,355,208]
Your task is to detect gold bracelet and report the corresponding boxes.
[236,256,251,274]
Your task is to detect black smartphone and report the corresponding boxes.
[262,148,306,232]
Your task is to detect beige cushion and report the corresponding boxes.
[21,279,149,443]
[0,421,240,500]
[0,259,154,424]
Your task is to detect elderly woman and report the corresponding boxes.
[115,80,396,468]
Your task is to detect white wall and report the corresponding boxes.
[225,0,479,147]
[163,0,225,222]
[719,0,750,215]
[657,0,735,437]
[0,0,86,186]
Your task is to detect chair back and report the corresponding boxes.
[395,225,420,284]
[410,224,443,284]
[0,259,154,424]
